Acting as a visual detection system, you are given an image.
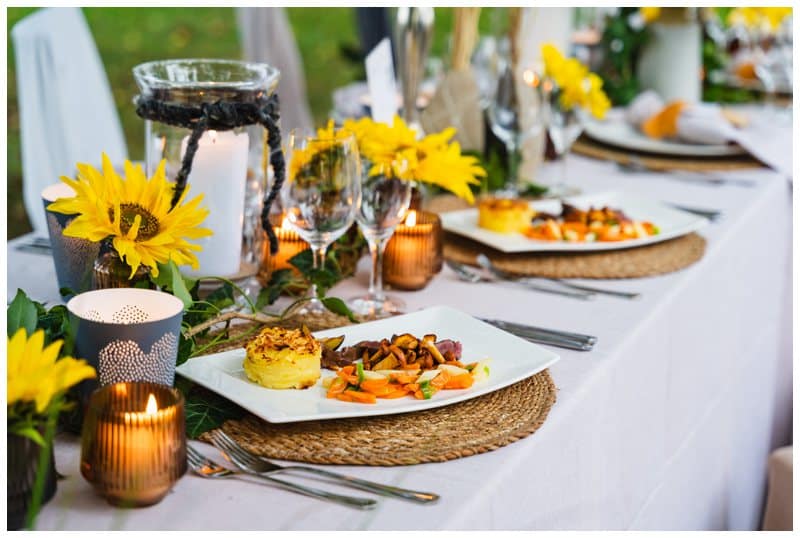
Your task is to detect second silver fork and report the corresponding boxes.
[210,430,439,504]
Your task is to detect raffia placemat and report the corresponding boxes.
[445,231,706,279]
[197,316,558,465]
[572,136,764,172]
[201,371,556,466]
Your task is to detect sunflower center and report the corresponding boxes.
[109,203,160,241]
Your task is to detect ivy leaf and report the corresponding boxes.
[183,386,246,439]
[288,249,314,275]
[176,334,194,366]
[152,260,195,309]
[59,287,76,297]
[7,289,38,337]
[257,269,294,309]
[321,297,358,323]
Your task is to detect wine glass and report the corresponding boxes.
[539,77,586,198]
[348,159,413,318]
[487,59,546,197]
[282,128,361,315]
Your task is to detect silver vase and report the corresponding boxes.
[394,7,434,131]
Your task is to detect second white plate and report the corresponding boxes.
[441,191,709,253]
[583,117,744,157]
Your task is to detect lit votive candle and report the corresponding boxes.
[258,215,310,285]
[383,210,441,290]
[80,382,186,507]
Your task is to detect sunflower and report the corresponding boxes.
[48,153,212,278]
[7,329,95,414]
[342,116,485,204]
[288,120,356,181]
[542,43,610,119]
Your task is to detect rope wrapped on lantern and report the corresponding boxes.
[133,59,285,281]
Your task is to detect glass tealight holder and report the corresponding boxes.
[80,382,186,507]
[383,210,441,290]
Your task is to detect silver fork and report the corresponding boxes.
[209,430,439,504]
[447,260,595,300]
[476,255,641,300]
[186,444,377,510]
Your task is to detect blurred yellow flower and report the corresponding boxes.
[728,7,792,31]
[7,329,96,414]
[288,120,356,181]
[542,43,610,119]
[48,153,212,278]
[640,7,661,23]
[342,116,485,204]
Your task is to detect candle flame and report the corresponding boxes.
[145,394,158,415]
[405,210,417,227]
[523,69,539,87]
[281,215,289,228]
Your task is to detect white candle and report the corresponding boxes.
[180,130,249,277]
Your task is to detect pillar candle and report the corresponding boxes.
[180,130,249,277]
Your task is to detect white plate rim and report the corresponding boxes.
[440,190,709,254]
[175,305,561,423]
[583,118,745,157]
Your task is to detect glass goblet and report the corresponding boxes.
[282,128,361,315]
[487,62,546,197]
[349,160,413,318]
[539,78,586,198]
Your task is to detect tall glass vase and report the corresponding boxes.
[7,433,57,530]
[132,59,281,297]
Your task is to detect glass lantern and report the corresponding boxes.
[132,59,281,289]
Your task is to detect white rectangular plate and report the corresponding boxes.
[176,306,560,423]
[441,190,709,253]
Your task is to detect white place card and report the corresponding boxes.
[365,38,398,125]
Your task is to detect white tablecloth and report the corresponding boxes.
[8,155,792,530]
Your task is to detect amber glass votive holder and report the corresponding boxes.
[80,382,186,507]
[257,214,310,286]
[383,210,442,290]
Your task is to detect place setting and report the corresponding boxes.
[6,5,792,532]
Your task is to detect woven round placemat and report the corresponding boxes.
[572,136,764,172]
[445,231,706,279]
[201,370,556,466]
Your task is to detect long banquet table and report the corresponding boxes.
[7,154,792,530]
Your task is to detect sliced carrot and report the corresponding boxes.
[430,371,451,389]
[379,390,409,399]
[444,361,465,368]
[405,383,419,393]
[361,383,394,397]
[360,378,389,392]
[413,390,425,400]
[401,364,422,371]
[326,377,347,398]
[390,373,419,385]
[342,390,377,404]
[336,369,359,385]
[340,365,355,375]
[444,373,474,390]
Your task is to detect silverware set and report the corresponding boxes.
[480,318,596,352]
[186,429,440,509]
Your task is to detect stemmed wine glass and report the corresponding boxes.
[348,159,413,318]
[487,58,546,197]
[282,128,361,315]
[539,77,586,198]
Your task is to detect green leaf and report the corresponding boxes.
[58,287,76,297]
[176,334,194,366]
[288,249,314,275]
[11,426,46,447]
[7,289,38,337]
[183,385,246,439]
[257,269,294,309]
[321,296,358,323]
[152,260,195,309]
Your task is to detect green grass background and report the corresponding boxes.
[7,7,491,238]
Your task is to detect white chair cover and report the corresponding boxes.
[12,7,127,233]
[236,7,313,136]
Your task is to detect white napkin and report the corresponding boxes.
[627,91,793,179]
